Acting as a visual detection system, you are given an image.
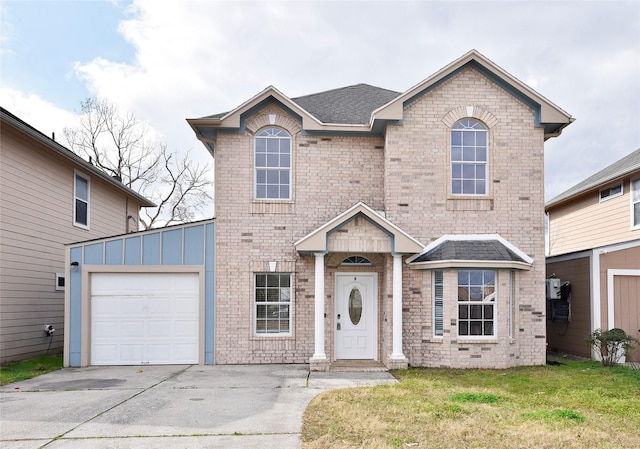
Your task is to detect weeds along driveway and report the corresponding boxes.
[0,364,396,449]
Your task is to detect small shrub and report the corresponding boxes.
[586,328,639,366]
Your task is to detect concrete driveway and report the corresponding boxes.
[0,364,396,449]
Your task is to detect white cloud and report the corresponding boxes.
[1,87,77,142]
[3,1,638,203]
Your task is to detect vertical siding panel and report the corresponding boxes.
[105,240,123,265]
[205,222,215,364]
[84,243,104,265]
[68,246,83,366]
[184,225,205,265]
[124,236,141,265]
[162,229,183,265]
[142,233,160,265]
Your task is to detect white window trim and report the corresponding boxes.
[254,272,293,337]
[599,182,623,203]
[253,127,292,201]
[450,119,489,197]
[631,177,640,230]
[73,170,90,230]
[456,269,498,340]
[55,273,65,291]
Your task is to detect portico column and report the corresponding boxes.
[312,252,327,360]
[390,254,405,360]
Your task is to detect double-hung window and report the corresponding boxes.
[451,119,488,195]
[457,270,496,337]
[255,127,291,200]
[74,172,90,228]
[632,178,640,229]
[255,273,291,335]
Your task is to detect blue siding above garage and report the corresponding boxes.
[65,220,215,367]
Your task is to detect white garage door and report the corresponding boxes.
[91,272,199,365]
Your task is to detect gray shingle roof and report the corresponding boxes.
[547,148,640,208]
[411,240,528,264]
[201,84,400,124]
[291,84,400,125]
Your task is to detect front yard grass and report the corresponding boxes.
[302,359,640,449]
[0,354,63,386]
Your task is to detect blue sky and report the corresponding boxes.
[2,0,133,109]
[1,0,639,202]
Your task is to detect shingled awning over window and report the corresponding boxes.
[406,235,533,270]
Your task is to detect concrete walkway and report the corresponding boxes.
[0,364,397,449]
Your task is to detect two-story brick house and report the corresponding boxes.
[186,50,573,370]
[546,148,640,361]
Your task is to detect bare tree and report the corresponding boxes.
[64,98,212,229]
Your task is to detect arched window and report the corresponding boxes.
[340,256,372,266]
[451,119,488,195]
[255,127,291,199]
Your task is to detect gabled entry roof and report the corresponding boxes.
[294,202,424,255]
[406,234,533,270]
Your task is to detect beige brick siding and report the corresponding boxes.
[213,68,547,367]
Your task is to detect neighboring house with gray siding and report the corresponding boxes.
[0,107,154,364]
[546,148,640,361]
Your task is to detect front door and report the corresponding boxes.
[335,273,377,360]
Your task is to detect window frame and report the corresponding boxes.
[457,269,497,339]
[450,119,489,196]
[73,171,90,229]
[254,272,292,336]
[55,273,65,291]
[599,182,623,202]
[631,177,640,230]
[254,127,292,201]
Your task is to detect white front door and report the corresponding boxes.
[335,273,377,360]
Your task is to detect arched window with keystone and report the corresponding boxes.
[451,119,488,196]
[254,127,291,200]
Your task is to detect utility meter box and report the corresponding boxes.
[546,279,561,300]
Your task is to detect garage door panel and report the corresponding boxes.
[120,345,145,363]
[175,298,199,314]
[92,320,119,337]
[92,344,118,364]
[120,321,147,338]
[174,320,198,337]
[120,297,147,314]
[91,273,199,365]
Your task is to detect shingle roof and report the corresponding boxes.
[201,84,400,124]
[291,84,401,125]
[546,148,640,208]
[410,240,528,264]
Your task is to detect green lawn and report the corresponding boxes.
[302,359,640,449]
[0,354,63,386]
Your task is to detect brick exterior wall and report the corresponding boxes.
[213,67,547,368]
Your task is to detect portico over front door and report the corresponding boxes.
[335,273,377,360]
